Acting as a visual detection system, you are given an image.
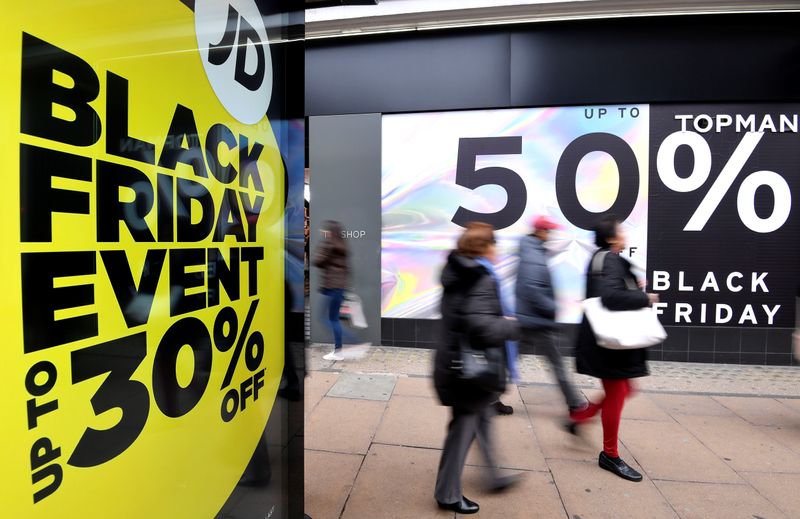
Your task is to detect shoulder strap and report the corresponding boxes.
[592,251,639,290]
[590,250,609,276]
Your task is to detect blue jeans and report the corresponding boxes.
[321,288,345,349]
[322,287,368,350]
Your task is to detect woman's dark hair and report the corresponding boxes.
[322,220,347,254]
[456,221,496,258]
[594,215,621,248]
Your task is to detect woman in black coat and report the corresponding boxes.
[567,216,659,482]
[433,222,520,514]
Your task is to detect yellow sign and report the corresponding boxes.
[1,1,284,517]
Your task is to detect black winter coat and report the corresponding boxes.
[575,250,651,380]
[433,252,519,409]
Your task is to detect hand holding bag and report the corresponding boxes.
[583,251,667,350]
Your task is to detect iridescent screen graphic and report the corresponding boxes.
[381,106,650,322]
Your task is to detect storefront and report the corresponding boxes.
[307,13,799,366]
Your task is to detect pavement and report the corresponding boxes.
[303,344,800,519]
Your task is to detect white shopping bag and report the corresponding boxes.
[582,297,667,350]
[342,291,367,329]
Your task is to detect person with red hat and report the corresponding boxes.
[515,215,587,415]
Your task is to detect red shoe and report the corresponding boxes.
[569,402,599,424]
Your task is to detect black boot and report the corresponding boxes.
[494,400,513,415]
[598,452,643,482]
[562,419,579,436]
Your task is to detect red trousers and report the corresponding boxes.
[569,379,632,458]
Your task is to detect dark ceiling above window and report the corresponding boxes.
[306,0,378,8]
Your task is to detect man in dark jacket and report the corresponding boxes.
[515,216,585,412]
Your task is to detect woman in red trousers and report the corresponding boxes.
[567,216,659,482]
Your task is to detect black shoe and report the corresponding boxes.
[562,419,579,436]
[489,473,523,493]
[598,452,643,482]
[494,400,513,415]
[437,496,479,514]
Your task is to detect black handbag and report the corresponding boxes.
[454,340,506,394]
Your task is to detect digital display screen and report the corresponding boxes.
[381,105,650,322]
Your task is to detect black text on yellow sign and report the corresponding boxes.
[20,33,274,504]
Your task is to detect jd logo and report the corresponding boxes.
[208,4,265,91]
[195,0,273,124]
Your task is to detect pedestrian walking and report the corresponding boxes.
[566,215,659,482]
[433,222,522,514]
[313,220,350,361]
[515,215,587,414]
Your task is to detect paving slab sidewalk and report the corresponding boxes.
[305,345,800,519]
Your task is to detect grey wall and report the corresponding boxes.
[309,114,381,345]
